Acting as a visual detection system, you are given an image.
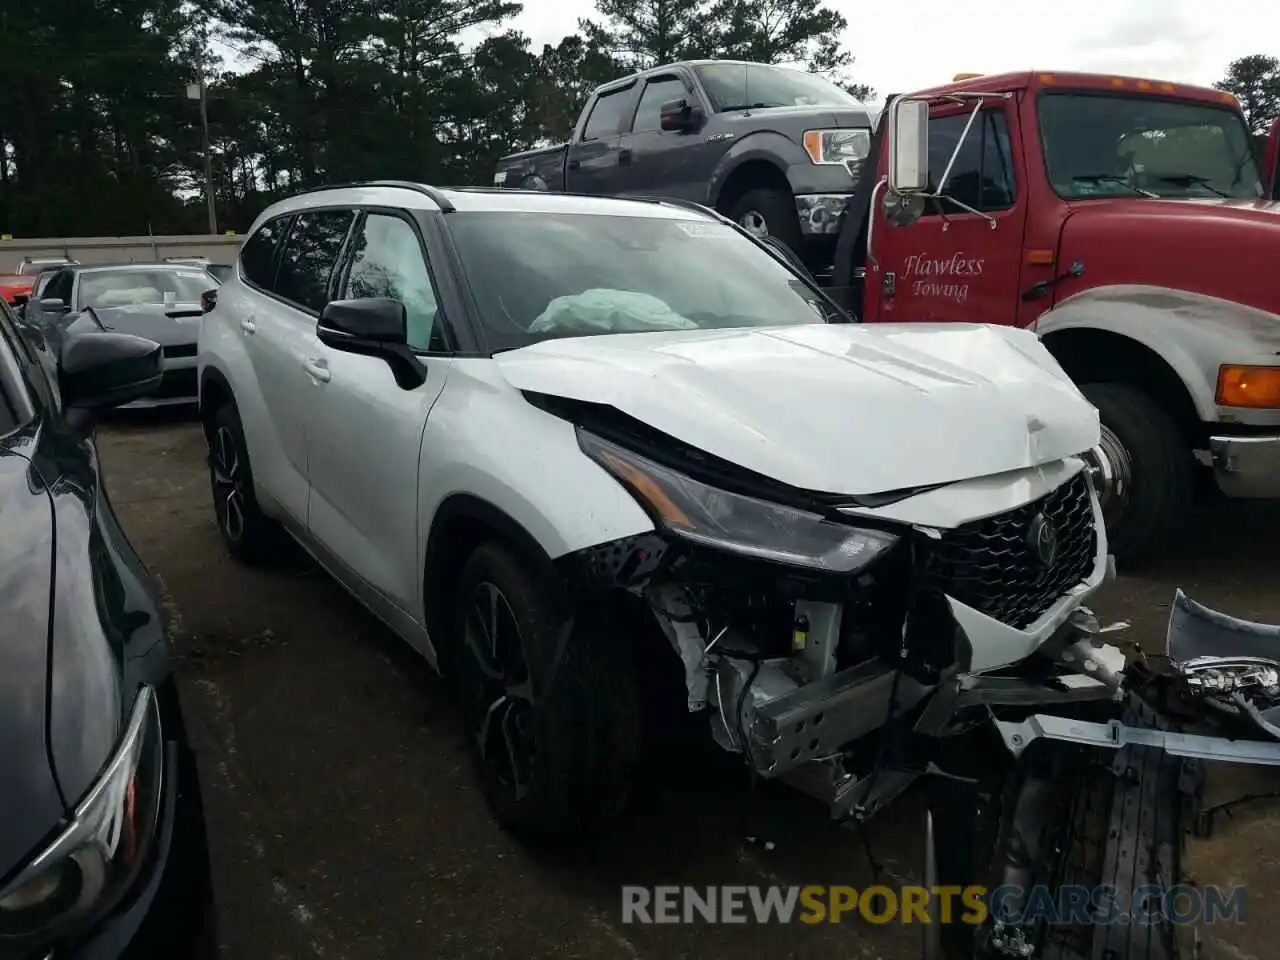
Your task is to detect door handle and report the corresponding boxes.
[618,148,633,166]
[240,317,256,335]
[567,157,581,171]
[302,357,330,383]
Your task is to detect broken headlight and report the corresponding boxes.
[0,685,163,948]
[579,430,898,573]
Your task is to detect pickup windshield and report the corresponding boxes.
[445,212,833,352]
[694,63,860,111]
[1038,93,1263,200]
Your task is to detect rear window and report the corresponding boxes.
[77,269,214,310]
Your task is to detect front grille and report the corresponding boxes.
[920,471,1097,629]
[162,343,197,358]
[150,367,197,400]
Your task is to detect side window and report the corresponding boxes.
[582,88,632,141]
[274,210,356,313]
[0,304,32,432]
[631,77,689,133]
[343,214,444,352]
[240,215,290,289]
[925,109,1016,214]
[0,298,56,411]
[44,269,73,303]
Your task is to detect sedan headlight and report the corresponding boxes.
[579,430,898,573]
[803,128,871,166]
[0,686,163,945]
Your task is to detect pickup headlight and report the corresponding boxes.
[579,430,898,572]
[0,685,163,945]
[803,128,870,166]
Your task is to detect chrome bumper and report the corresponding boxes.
[1210,432,1280,498]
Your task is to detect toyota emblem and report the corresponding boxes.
[1027,512,1058,568]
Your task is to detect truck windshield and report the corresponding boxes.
[1038,93,1263,201]
[445,212,835,352]
[694,63,861,111]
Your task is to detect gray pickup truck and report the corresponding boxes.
[492,60,874,270]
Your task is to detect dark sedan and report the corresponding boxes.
[26,264,212,407]
[0,299,215,957]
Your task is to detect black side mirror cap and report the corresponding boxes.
[58,329,163,414]
[12,293,28,307]
[316,298,426,390]
[38,297,70,314]
[659,98,702,132]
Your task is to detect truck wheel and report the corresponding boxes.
[1079,382,1193,564]
[206,401,280,564]
[452,542,641,839]
[727,188,804,257]
[942,699,1197,959]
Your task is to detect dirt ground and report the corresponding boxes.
[97,411,1280,960]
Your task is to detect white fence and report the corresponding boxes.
[1,234,242,272]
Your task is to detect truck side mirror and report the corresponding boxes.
[1267,116,1280,201]
[886,98,930,194]
[660,98,702,133]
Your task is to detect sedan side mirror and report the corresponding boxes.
[316,297,426,390]
[58,328,163,427]
[660,98,703,133]
[39,297,70,315]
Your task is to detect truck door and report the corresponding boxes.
[867,98,1030,324]
[565,83,638,195]
[1267,116,1280,201]
[615,72,719,201]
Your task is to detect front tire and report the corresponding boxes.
[727,188,804,258]
[1079,382,1193,565]
[206,401,279,564]
[452,542,641,839]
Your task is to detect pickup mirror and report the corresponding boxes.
[58,328,163,421]
[660,98,702,133]
[316,297,426,390]
[1267,116,1280,201]
[886,98,930,195]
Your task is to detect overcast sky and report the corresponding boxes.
[503,0,1267,100]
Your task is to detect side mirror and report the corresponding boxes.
[886,98,930,194]
[58,329,163,418]
[200,288,217,314]
[316,298,426,390]
[660,98,702,133]
[39,297,70,314]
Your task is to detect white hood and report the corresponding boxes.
[495,323,1101,496]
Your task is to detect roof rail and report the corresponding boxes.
[284,180,456,212]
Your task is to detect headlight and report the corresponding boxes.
[0,685,163,946]
[803,128,870,166]
[579,430,898,573]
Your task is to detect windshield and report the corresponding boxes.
[694,63,860,111]
[77,268,213,310]
[1038,93,1263,200]
[445,212,835,352]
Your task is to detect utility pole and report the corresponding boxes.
[186,81,217,235]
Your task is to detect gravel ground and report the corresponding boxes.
[96,411,1280,960]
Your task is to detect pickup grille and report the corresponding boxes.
[920,471,1097,630]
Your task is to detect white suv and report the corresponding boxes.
[198,181,1113,837]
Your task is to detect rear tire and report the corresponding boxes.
[206,401,280,564]
[1079,382,1193,566]
[452,542,641,840]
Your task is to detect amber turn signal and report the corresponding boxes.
[1216,364,1280,408]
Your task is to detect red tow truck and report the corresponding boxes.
[820,70,1280,562]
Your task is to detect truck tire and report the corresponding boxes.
[727,188,804,258]
[206,400,281,565]
[452,542,641,840]
[941,699,1197,959]
[1079,382,1193,564]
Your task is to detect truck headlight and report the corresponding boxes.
[803,128,870,166]
[579,430,898,573]
[0,686,163,945]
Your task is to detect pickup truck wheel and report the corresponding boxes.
[453,542,640,839]
[727,188,804,255]
[206,401,280,564]
[1079,382,1193,564]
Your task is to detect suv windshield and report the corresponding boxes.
[445,212,834,352]
[1039,93,1262,200]
[77,268,213,310]
[695,63,860,111]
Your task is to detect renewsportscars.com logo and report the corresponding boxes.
[620,884,1246,926]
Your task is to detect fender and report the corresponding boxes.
[708,131,809,208]
[1036,284,1280,424]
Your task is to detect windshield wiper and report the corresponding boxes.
[720,102,777,111]
[1071,174,1158,198]
[1155,174,1231,198]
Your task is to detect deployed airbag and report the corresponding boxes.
[529,288,698,334]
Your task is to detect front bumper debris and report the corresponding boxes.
[1209,432,1280,498]
[996,714,1280,765]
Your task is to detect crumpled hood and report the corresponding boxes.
[495,323,1100,495]
[92,303,202,349]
